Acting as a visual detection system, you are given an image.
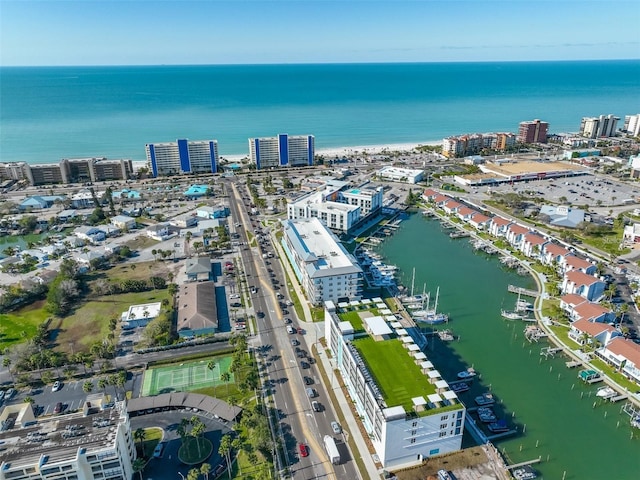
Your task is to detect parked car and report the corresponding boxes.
[304,376,314,385]
[53,402,64,414]
[312,401,321,412]
[331,421,342,434]
[52,381,62,392]
[153,442,166,458]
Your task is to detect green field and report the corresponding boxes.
[339,310,366,332]
[354,336,435,412]
[0,300,49,349]
[141,356,234,396]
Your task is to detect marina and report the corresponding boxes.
[375,212,640,479]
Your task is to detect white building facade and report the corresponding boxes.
[324,305,465,468]
[376,166,424,184]
[280,218,362,304]
[249,134,314,169]
[145,139,219,177]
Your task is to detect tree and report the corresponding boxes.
[219,434,233,480]
[83,380,94,393]
[132,458,146,480]
[134,427,146,454]
[187,469,200,480]
[221,372,231,395]
[190,417,206,457]
[231,437,244,475]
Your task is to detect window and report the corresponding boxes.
[410,438,416,444]
[440,423,447,429]
[411,421,418,427]
[411,430,416,436]
[439,431,447,437]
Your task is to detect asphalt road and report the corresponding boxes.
[226,179,358,480]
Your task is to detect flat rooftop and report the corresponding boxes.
[482,160,585,177]
[0,399,125,468]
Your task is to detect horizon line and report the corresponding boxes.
[2,57,639,68]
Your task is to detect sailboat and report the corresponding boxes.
[412,286,450,324]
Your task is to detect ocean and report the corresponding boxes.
[1,60,639,164]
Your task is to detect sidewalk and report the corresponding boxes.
[270,228,381,479]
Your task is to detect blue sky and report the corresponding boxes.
[1,0,639,65]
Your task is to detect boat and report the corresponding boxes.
[474,392,495,406]
[437,329,455,341]
[631,416,640,429]
[477,407,497,423]
[596,386,617,399]
[578,369,601,383]
[413,286,449,324]
[501,309,524,320]
[512,465,538,480]
[486,419,509,433]
[457,367,476,380]
[449,382,470,393]
[514,290,534,312]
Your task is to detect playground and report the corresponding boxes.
[141,356,234,397]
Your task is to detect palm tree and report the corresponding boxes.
[2,357,12,381]
[98,377,108,395]
[82,381,94,393]
[134,428,146,455]
[221,372,231,395]
[190,417,206,457]
[187,469,200,480]
[132,458,145,480]
[231,437,243,475]
[218,434,233,480]
[199,463,211,480]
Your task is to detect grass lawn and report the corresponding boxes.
[590,357,640,393]
[123,235,159,251]
[354,336,435,411]
[141,427,164,458]
[91,260,170,284]
[0,300,49,349]
[178,436,213,465]
[339,310,366,332]
[54,290,170,353]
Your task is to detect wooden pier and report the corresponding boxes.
[609,394,628,403]
[486,430,518,441]
[507,285,539,298]
[565,360,582,368]
[540,346,562,358]
[505,457,542,470]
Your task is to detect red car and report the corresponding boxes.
[298,443,309,457]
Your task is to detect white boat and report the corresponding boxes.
[458,368,476,380]
[501,310,524,320]
[596,386,617,399]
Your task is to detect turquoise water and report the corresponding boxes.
[377,214,640,479]
[1,60,639,163]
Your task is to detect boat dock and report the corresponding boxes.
[449,231,470,239]
[540,346,562,358]
[507,285,538,298]
[505,457,542,471]
[486,429,518,441]
[565,360,582,368]
[524,326,548,343]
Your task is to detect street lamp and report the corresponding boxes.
[178,473,185,480]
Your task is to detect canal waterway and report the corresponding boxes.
[376,213,640,479]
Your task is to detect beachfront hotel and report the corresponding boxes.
[0,396,135,480]
[0,158,134,186]
[324,301,465,469]
[287,179,383,233]
[280,218,362,304]
[248,133,314,170]
[441,132,516,158]
[517,119,548,144]
[145,139,219,177]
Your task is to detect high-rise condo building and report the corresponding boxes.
[579,114,620,138]
[625,114,640,137]
[145,139,219,177]
[517,119,548,144]
[248,134,315,170]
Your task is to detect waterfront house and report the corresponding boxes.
[468,213,491,230]
[74,226,106,244]
[562,270,606,301]
[177,281,218,337]
[560,293,588,315]
[541,243,571,266]
[563,255,597,275]
[185,256,213,282]
[488,216,512,237]
[521,233,548,259]
[572,302,614,323]
[421,189,439,202]
[147,223,171,241]
[568,318,621,347]
[442,200,463,215]
[432,194,451,207]
[110,214,136,230]
[597,337,640,385]
[456,206,477,222]
[505,224,530,249]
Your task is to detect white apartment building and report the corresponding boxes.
[145,139,219,177]
[579,114,619,138]
[324,303,465,468]
[624,114,640,137]
[248,133,315,169]
[287,180,383,233]
[0,396,134,480]
[280,218,362,304]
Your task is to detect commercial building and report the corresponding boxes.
[579,114,620,138]
[376,166,424,184]
[248,134,314,169]
[324,301,464,469]
[517,119,548,144]
[145,139,219,177]
[0,396,135,480]
[453,159,588,186]
[177,281,218,337]
[280,218,362,304]
[287,179,383,233]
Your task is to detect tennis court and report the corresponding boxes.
[141,356,234,397]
